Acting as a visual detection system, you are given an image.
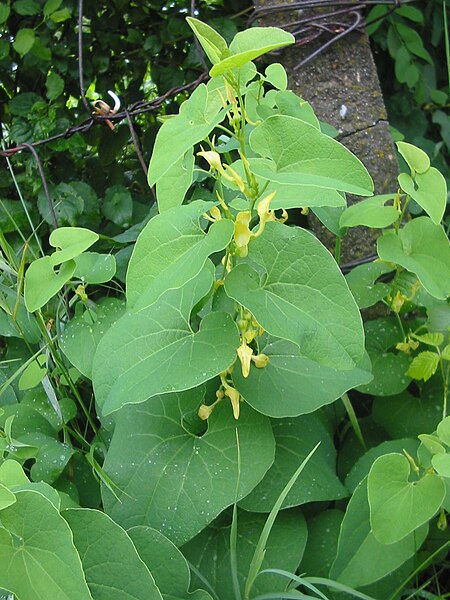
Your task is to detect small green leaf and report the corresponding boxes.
[339,195,398,229]
[63,509,163,600]
[249,116,374,196]
[441,344,450,361]
[49,227,99,265]
[44,0,63,17]
[396,141,430,173]
[13,28,35,56]
[377,217,450,300]
[13,0,40,16]
[437,417,450,446]
[18,355,47,390]
[0,4,10,22]
[368,453,445,544]
[24,258,76,312]
[432,453,450,478]
[0,490,92,600]
[406,351,440,381]
[398,168,447,225]
[186,17,229,64]
[46,72,64,101]
[345,262,393,309]
[265,63,288,90]
[74,252,116,284]
[50,7,71,22]
[414,332,445,347]
[102,185,133,228]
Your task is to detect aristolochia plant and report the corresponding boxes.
[2,16,450,600]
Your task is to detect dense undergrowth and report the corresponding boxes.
[1,2,450,599]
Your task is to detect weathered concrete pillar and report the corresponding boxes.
[253,2,399,264]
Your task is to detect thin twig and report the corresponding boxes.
[124,108,148,179]
[21,143,58,229]
[78,0,91,115]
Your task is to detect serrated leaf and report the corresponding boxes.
[224,221,364,370]
[249,115,374,196]
[186,17,229,65]
[148,84,226,186]
[0,490,92,600]
[102,389,275,546]
[63,509,163,600]
[396,141,430,173]
[330,479,428,588]
[398,168,447,225]
[368,453,445,544]
[233,336,372,418]
[61,298,126,379]
[126,201,233,306]
[182,509,307,600]
[239,413,347,512]
[377,217,450,300]
[210,28,294,76]
[339,195,398,229]
[414,332,445,347]
[406,351,440,381]
[156,148,194,212]
[93,266,239,416]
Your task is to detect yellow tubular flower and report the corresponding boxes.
[225,387,241,420]
[234,211,252,250]
[237,342,253,378]
[252,353,269,368]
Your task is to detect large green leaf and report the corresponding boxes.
[239,413,347,512]
[186,17,229,65]
[0,489,92,600]
[377,217,450,300]
[233,336,372,417]
[148,84,226,186]
[49,227,99,265]
[367,453,445,544]
[93,267,239,416]
[126,201,233,306]
[330,479,428,588]
[210,28,294,76]
[61,298,126,379]
[398,168,447,225]
[300,509,344,578]
[182,508,307,600]
[128,526,213,600]
[102,388,274,546]
[62,508,163,600]
[224,221,364,370]
[156,149,194,213]
[249,116,374,196]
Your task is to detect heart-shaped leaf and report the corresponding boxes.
[345,262,393,309]
[340,195,398,229]
[233,337,372,417]
[368,453,445,544]
[377,217,450,300]
[73,252,116,284]
[63,508,163,600]
[49,227,99,265]
[0,490,92,600]
[93,266,239,416]
[224,221,364,370]
[397,141,430,174]
[126,201,233,306]
[102,388,274,546]
[249,115,374,196]
[24,258,76,312]
[398,168,447,225]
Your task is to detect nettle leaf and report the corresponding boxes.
[62,509,163,600]
[330,479,428,589]
[233,336,372,418]
[377,217,450,300]
[356,318,411,397]
[148,84,226,186]
[0,490,92,600]
[249,115,374,196]
[398,168,447,225]
[225,221,364,370]
[339,195,398,229]
[396,141,430,174]
[407,351,440,382]
[345,262,393,309]
[61,298,126,379]
[126,201,233,307]
[24,259,76,312]
[156,149,194,213]
[93,266,239,416]
[73,252,116,284]
[239,413,348,512]
[102,389,275,546]
[128,526,212,600]
[368,454,445,544]
[182,508,307,600]
[186,17,229,65]
[209,28,294,76]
